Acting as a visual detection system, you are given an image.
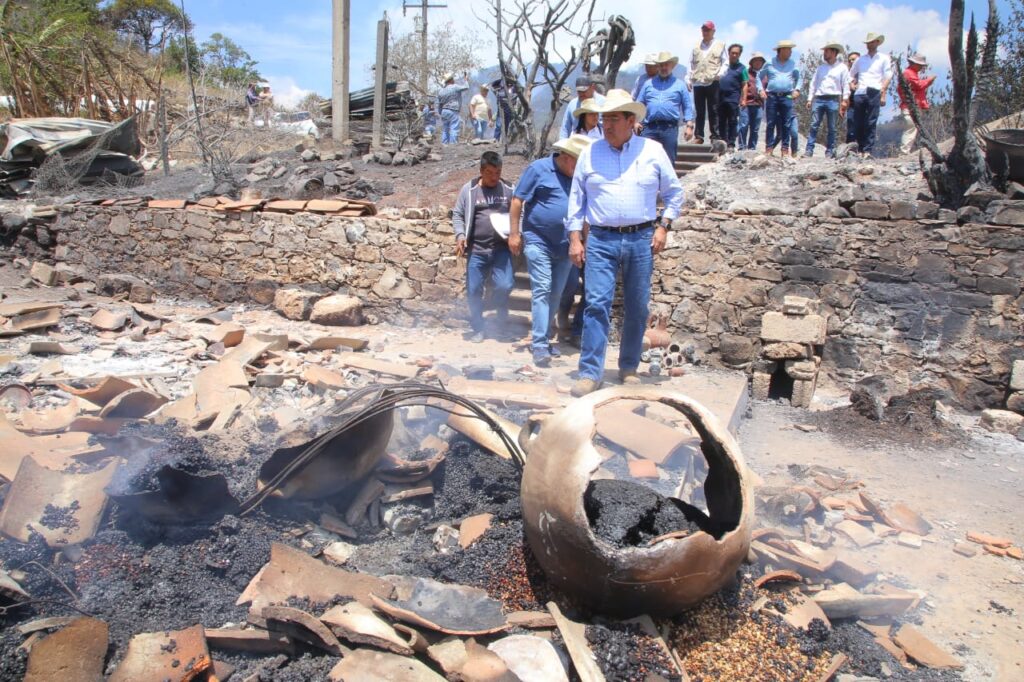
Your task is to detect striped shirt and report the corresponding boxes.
[565,134,684,233]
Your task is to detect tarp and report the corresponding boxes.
[0,116,141,162]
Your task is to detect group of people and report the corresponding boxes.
[454,89,682,397]
[429,72,519,144]
[245,83,274,128]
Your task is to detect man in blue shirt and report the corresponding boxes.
[760,40,802,157]
[565,90,684,397]
[560,76,605,140]
[631,54,658,100]
[508,134,594,366]
[717,44,749,151]
[435,72,470,145]
[635,51,696,164]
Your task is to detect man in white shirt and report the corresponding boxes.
[468,85,492,140]
[804,42,850,158]
[848,32,893,155]
[688,21,727,143]
[565,90,684,396]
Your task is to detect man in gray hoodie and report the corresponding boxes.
[453,151,516,342]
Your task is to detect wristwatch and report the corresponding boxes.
[657,217,672,230]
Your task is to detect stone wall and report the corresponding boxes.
[51,202,1024,407]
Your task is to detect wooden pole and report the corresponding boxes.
[371,17,389,149]
[332,0,351,143]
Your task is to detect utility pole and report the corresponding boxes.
[372,16,389,149]
[403,0,447,98]
[332,0,351,143]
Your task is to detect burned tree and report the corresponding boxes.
[581,15,635,89]
[478,0,598,158]
[900,0,1000,207]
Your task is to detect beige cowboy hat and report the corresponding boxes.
[864,32,885,45]
[595,89,647,119]
[774,39,797,50]
[653,51,679,66]
[552,134,595,159]
[642,52,659,65]
[748,51,767,65]
[908,53,928,66]
[821,42,844,52]
[572,97,601,118]
[442,72,455,83]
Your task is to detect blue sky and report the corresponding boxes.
[185,1,1009,107]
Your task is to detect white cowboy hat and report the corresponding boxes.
[822,42,844,52]
[774,39,797,50]
[864,32,885,45]
[595,89,646,119]
[653,51,679,66]
[908,53,928,66]
[642,52,659,65]
[572,97,602,118]
[442,72,455,83]
[748,52,767,65]
[552,134,595,159]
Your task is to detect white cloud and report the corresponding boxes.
[264,75,314,109]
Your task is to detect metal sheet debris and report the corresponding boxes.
[0,457,118,546]
[521,387,753,616]
[371,576,508,636]
[23,617,108,682]
[108,623,211,682]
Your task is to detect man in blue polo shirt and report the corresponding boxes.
[760,40,802,157]
[635,51,695,163]
[508,135,594,366]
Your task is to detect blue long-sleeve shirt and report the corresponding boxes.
[761,58,801,94]
[630,73,652,100]
[636,75,695,125]
[560,92,605,139]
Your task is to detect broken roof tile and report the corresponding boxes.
[108,624,211,682]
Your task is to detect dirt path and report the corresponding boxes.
[739,400,1024,681]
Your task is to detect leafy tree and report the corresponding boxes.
[199,32,260,88]
[104,0,189,53]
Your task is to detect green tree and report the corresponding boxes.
[104,0,189,53]
[199,32,260,88]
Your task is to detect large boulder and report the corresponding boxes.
[274,287,323,321]
[310,294,363,326]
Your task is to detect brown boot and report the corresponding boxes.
[571,377,602,397]
[618,369,641,385]
[781,148,791,158]
[765,146,775,156]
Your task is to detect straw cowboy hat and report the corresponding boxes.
[822,42,844,52]
[442,72,455,83]
[552,134,595,159]
[748,51,767,65]
[774,39,796,50]
[595,89,646,119]
[653,51,679,66]
[864,32,885,45]
[642,52,659,65]
[908,53,928,66]
[572,97,601,118]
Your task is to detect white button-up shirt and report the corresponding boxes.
[810,61,850,97]
[565,135,684,233]
[850,52,893,94]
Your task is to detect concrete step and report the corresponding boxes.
[674,161,704,172]
[514,271,531,289]
[677,143,715,153]
[508,288,532,311]
[677,152,717,163]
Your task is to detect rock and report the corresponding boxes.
[760,311,826,345]
[836,185,866,208]
[404,208,426,220]
[96,273,145,297]
[718,334,756,365]
[300,149,320,162]
[128,283,156,304]
[1008,182,1024,199]
[782,296,815,316]
[786,359,819,381]
[338,162,355,174]
[1005,392,1024,414]
[987,200,1024,226]
[374,151,393,165]
[2,213,27,230]
[980,409,1024,434]
[432,525,460,554]
[323,541,356,565]
[763,342,811,360]
[849,375,896,421]
[853,201,889,220]
[373,268,415,299]
[957,205,982,224]
[274,287,323,321]
[392,152,415,166]
[888,201,917,220]
[310,295,363,326]
[323,172,340,188]
[383,508,423,535]
[916,201,939,218]
[727,200,782,215]
[1010,360,1024,392]
[808,199,850,218]
[29,262,58,286]
[247,280,278,305]
[345,223,367,244]
[976,276,1021,296]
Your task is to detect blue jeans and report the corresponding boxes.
[642,123,679,164]
[765,94,796,152]
[578,226,654,381]
[717,101,740,149]
[738,105,762,150]
[472,118,487,139]
[466,248,513,332]
[806,98,840,157]
[845,105,856,143]
[560,265,585,337]
[524,240,571,353]
[440,109,461,144]
[853,88,881,154]
[494,101,512,140]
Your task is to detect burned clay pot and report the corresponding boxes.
[520,386,753,616]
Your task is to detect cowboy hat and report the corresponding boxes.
[748,51,767,65]
[442,72,455,83]
[908,53,928,66]
[572,97,601,118]
[653,51,679,66]
[552,134,595,159]
[864,32,885,45]
[595,89,646,119]
[642,52,659,65]
[774,39,796,50]
[821,42,844,52]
